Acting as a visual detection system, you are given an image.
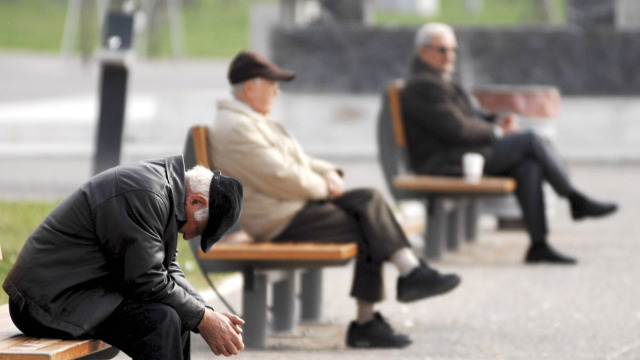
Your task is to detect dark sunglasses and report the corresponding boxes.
[426,45,458,55]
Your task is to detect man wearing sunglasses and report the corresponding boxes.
[401,22,617,265]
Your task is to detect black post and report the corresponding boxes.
[93,11,134,175]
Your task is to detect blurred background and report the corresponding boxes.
[1,0,639,301]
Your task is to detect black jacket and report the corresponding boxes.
[401,58,498,175]
[3,155,206,337]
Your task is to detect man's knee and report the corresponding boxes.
[512,159,543,181]
[346,188,383,203]
[147,303,182,330]
[520,130,545,147]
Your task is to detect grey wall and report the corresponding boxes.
[271,24,640,96]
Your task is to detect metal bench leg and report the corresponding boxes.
[300,268,323,322]
[466,198,479,242]
[447,198,466,251]
[272,270,297,333]
[425,197,447,259]
[242,270,268,348]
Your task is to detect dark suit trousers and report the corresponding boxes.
[273,188,411,303]
[484,131,574,242]
[9,299,191,360]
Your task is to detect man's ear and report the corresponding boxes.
[243,80,255,99]
[418,45,430,63]
[186,194,208,210]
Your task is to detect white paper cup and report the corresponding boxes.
[462,153,485,184]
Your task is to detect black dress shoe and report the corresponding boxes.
[397,263,461,303]
[525,243,577,265]
[570,193,618,220]
[346,312,412,348]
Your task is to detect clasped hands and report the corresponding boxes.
[324,170,345,199]
[198,308,245,357]
[497,113,520,135]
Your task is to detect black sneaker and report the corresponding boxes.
[346,312,412,348]
[397,263,461,303]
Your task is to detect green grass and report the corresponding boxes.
[0,200,219,305]
[0,0,68,51]
[0,0,253,58]
[0,0,565,57]
[179,0,253,58]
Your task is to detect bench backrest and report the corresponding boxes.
[376,80,416,201]
[183,125,213,170]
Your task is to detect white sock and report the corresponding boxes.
[356,299,376,324]
[390,247,421,277]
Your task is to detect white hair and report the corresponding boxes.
[231,78,260,100]
[414,22,455,52]
[185,165,213,221]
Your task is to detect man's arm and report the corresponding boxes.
[168,256,207,304]
[403,79,496,145]
[95,191,206,331]
[214,119,330,201]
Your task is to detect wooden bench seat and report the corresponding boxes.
[393,174,516,195]
[197,242,358,262]
[0,304,118,360]
[377,80,517,259]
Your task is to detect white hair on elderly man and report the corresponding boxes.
[186,165,213,221]
[414,22,455,52]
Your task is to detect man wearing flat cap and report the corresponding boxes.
[210,51,461,349]
[3,155,245,359]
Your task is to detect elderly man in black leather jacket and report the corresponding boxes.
[3,155,244,359]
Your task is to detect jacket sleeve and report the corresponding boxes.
[95,190,205,331]
[168,252,207,305]
[403,78,496,146]
[215,119,332,201]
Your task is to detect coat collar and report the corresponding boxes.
[217,99,272,124]
[165,155,186,224]
[410,56,440,76]
[408,56,455,83]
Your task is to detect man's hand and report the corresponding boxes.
[324,170,345,199]
[198,308,245,356]
[497,113,520,135]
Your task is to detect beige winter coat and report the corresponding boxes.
[210,99,338,241]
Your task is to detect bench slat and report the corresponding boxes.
[0,336,110,360]
[393,174,516,194]
[199,242,358,261]
[0,305,115,360]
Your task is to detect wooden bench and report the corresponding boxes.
[183,125,365,349]
[377,80,517,259]
[0,304,119,360]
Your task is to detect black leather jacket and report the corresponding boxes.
[3,155,206,337]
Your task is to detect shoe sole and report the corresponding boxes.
[572,206,617,221]
[347,339,412,349]
[525,258,577,265]
[397,276,461,303]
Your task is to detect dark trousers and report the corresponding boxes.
[484,131,574,243]
[9,299,190,360]
[274,188,410,303]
